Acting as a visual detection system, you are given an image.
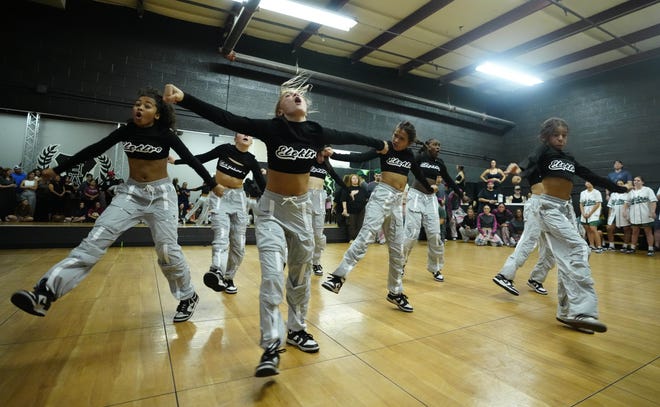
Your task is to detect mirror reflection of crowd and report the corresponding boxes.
[0,164,126,223]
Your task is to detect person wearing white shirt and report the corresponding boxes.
[624,176,657,256]
[605,180,631,251]
[579,181,603,253]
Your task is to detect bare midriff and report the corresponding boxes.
[215,171,243,189]
[266,169,310,196]
[128,158,169,182]
[381,172,410,192]
[412,177,436,194]
[542,177,573,200]
[308,176,325,191]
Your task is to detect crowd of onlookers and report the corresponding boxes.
[0,164,124,223]
[4,159,658,255]
[326,159,658,255]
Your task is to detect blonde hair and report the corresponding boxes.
[275,72,314,116]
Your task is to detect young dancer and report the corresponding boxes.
[11,87,221,323]
[162,79,387,377]
[321,121,437,312]
[492,165,557,297]
[506,117,626,334]
[170,133,266,294]
[403,139,462,282]
[308,152,344,276]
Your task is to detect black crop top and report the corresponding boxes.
[330,142,434,192]
[174,143,266,193]
[177,94,385,174]
[53,123,216,188]
[310,160,344,188]
[520,144,625,193]
[416,151,462,196]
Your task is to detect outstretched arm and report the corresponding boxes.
[163,84,271,137]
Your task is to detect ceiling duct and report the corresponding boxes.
[230,54,516,130]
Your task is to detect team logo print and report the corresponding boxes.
[37,144,113,185]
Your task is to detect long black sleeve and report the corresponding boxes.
[174,145,223,165]
[170,136,217,188]
[321,159,345,189]
[53,130,123,174]
[330,150,379,163]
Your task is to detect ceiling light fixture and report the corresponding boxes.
[233,0,357,31]
[475,62,543,86]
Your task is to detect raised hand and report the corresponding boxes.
[163,84,184,104]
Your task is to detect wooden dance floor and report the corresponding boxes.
[0,241,658,406]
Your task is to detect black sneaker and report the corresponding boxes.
[312,264,323,276]
[625,248,635,254]
[255,340,286,377]
[386,292,413,312]
[556,317,594,334]
[559,315,607,333]
[224,278,237,294]
[492,274,519,296]
[648,250,655,257]
[203,269,226,292]
[527,279,548,295]
[173,292,199,323]
[286,329,320,353]
[321,275,344,294]
[11,280,54,317]
[432,271,444,282]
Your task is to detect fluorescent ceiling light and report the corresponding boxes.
[233,0,357,31]
[475,62,543,86]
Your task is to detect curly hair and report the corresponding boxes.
[539,117,568,143]
[137,87,177,131]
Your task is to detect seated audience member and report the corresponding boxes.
[506,185,527,204]
[86,201,104,222]
[6,198,34,222]
[475,205,503,246]
[83,179,100,209]
[458,206,479,242]
[510,208,525,244]
[66,201,88,223]
[477,180,498,213]
[494,203,516,246]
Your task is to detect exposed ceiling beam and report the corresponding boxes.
[349,0,453,62]
[535,23,660,71]
[398,0,549,75]
[220,0,261,57]
[438,0,659,84]
[290,0,351,51]
[219,2,244,44]
[550,48,660,85]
